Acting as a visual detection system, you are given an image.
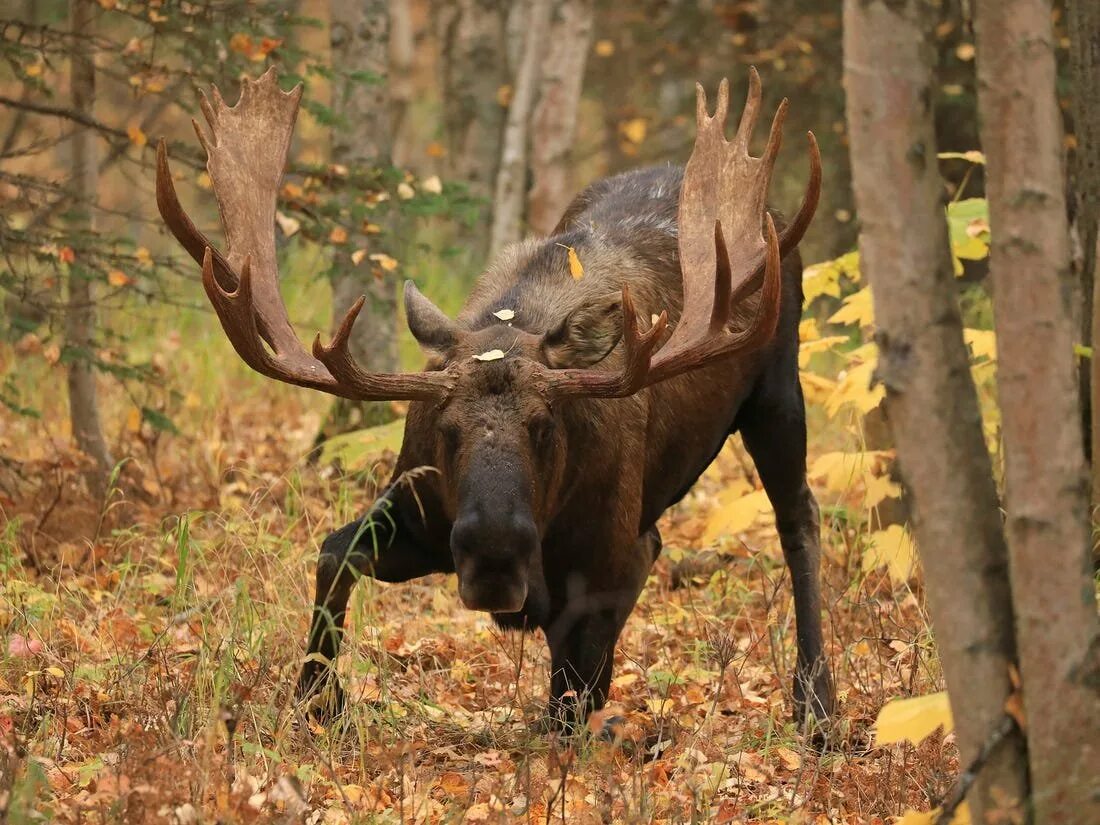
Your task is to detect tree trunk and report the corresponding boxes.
[1070,0,1100,507]
[437,0,509,265]
[843,2,1029,821]
[974,2,1100,820]
[388,0,414,167]
[67,0,113,489]
[527,0,595,236]
[319,0,400,440]
[488,0,552,257]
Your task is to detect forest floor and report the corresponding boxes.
[1,387,952,824]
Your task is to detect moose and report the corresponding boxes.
[155,67,834,730]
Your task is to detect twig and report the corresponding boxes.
[935,713,1018,825]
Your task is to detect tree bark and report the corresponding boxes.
[320,0,399,439]
[1070,0,1100,506]
[488,0,552,257]
[974,2,1100,820]
[527,0,595,237]
[388,0,414,167]
[67,0,113,488]
[437,0,509,265]
[843,2,1029,821]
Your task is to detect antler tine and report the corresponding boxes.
[156,140,239,295]
[541,286,668,399]
[777,130,821,257]
[537,70,811,402]
[732,68,760,150]
[156,68,456,402]
[728,130,820,308]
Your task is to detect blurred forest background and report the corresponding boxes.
[1,1,1098,823]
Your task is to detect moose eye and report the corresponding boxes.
[528,413,556,448]
[438,420,462,450]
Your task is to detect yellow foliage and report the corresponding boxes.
[798,335,850,369]
[802,250,861,304]
[799,370,837,406]
[864,524,917,584]
[875,691,954,747]
[703,488,773,545]
[808,450,892,493]
[963,328,996,362]
[827,347,884,420]
[827,286,874,327]
[896,803,970,825]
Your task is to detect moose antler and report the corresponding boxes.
[156,68,456,401]
[541,68,818,399]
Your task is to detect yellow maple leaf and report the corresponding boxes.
[864,524,917,584]
[875,691,954,747]
[703,488,773,544]
[827,285,874,327]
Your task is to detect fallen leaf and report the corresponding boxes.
[492,308,515,321]
[875,691,954,747]
[473,349,505,362]
[421,175,443,194]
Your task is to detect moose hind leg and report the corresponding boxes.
[298,487,443,720]
[738,390,835,727]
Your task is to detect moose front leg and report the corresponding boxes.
[543,529,658,731]
[297,485,446,720]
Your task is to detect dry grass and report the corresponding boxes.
[0,378,955,823]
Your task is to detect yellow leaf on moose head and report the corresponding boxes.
[874,690,954,747]
[566,246,584,280]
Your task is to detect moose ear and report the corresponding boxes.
[405,281,460,353]
[542,292,624,369]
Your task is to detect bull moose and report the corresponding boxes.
[155,67,834,730]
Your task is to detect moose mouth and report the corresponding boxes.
[458,569,529,614]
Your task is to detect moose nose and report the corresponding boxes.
[450,509,538,563]
[450,509,538,613]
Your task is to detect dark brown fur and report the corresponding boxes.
[298,166,834,728]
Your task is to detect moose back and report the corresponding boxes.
[155,67,834,729]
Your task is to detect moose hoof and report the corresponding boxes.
[792,671,836,751]
[296,664,346,724]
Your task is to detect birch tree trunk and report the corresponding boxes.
[67,0,113,488]
[1070,0,1100,504]
[527,0,595,236]
[488,0,552,257]
[437,0,509,265]
[974,2,1100,820]
[843,2,1029,820]
[319,0,399,439]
